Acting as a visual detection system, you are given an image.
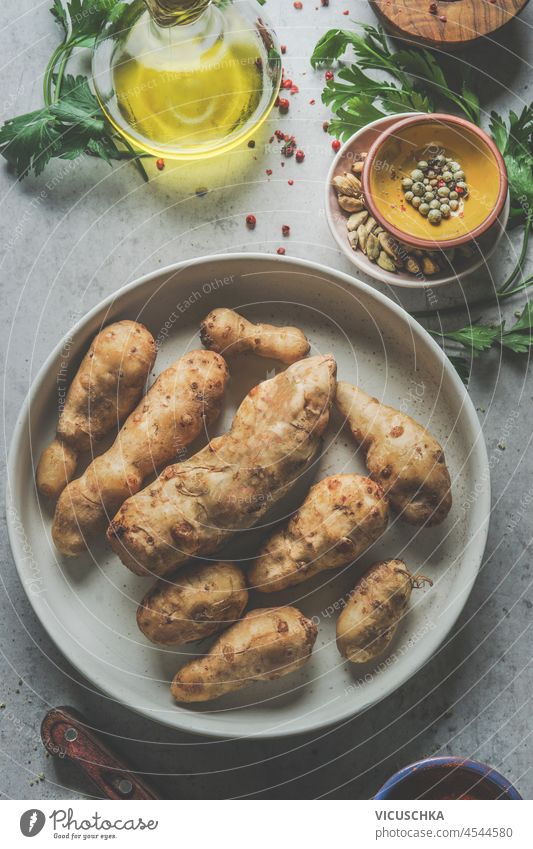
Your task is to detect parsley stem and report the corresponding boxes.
[115,135,150,182]
[54,45,74,103]
[496,274,533,300]
[43,42,66,106]
[497,215,532,295]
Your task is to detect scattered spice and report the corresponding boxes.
[290,84,299,94]
[309,99,316,105]
[332,139,341,152]
[283,78,293,90]
[247,139,255,148]
[275,129,285,140]
[322,120,330,132]
[282,224,291,236]
[429,2,438,13]
[266,168,273,176]
[278,97,290,114]
[325,70,334,81]
[293,1,303,7]
[295,149,305,163]
[342,9,349,14]
[321,0,329,5]
[156,158,165,171]
[246,214,257,230]
[281,44,287,54]
[276,247,286,254]
[282,136,297,157]
[195,186,208,198]
[401,154,467,225]
[439,14,447,22]
[288,179,294,185]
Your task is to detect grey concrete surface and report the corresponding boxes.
[0,0,531,800]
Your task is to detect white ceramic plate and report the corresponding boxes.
[7,254,490,739]
[325,114,509,289]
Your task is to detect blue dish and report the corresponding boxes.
[375,756,522,800]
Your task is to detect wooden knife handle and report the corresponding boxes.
[41,706,160,800]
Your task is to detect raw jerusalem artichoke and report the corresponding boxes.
[248,474,389,593]
[36,321,156,500]
[200,308,310,363]
[336,559,431,664]
[171,606,318,703]
[336,382,452,526]
[137,561,248,646]
[51,350,229,556]
[108,354,337,578]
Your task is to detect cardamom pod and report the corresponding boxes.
[366,233,380,261]
[377,251,396,272]
[422,256,440,275]
[364,216,377,235]
[357,224,368,253]
[337,195,364,213]
[405,256,421,275]
[347,230,359,250]
[346,210,368,232]
[378,232,401,260]
[332,172,362,198]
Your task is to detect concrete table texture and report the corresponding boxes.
[0,0,531,800]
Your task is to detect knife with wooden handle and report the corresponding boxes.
[41,706,160,800]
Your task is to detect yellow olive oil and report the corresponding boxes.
[112,29,264,155]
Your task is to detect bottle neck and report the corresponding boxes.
[144,0,212,27]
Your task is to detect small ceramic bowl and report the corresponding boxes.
[374,756,522,800]
[325,114,509,290]
[362,113,508,250]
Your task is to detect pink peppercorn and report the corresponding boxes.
[277,247,286,255]
[332,139,341,152]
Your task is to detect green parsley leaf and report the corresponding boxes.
[50,0,127,44]
[509,299,533,332]
[438,325,502,356]
[0,108,61,177]
[50,74,106,134]
[489,106,533,222]
[50,0,68,32]
[312,23,480,131]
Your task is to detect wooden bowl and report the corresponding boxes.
[371,0,530,50]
